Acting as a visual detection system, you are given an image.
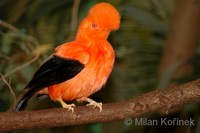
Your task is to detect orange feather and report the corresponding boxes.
[15,2,120,112]
[48,3,120,102]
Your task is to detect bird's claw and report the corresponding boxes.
[62,103,76,113]
[86,101,102,112]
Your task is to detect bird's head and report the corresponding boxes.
[76,3,120,40]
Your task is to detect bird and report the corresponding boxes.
[14,2,120,113]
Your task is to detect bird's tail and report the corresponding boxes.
[14,89,35,112]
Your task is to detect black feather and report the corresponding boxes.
[36,94,49,101]
[14,55,84,111]
[14,89,35,111]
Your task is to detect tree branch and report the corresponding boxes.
[158,0,200,81]
[0,79,200,131]
[70,0,80,34]
[0,53,40,82]
[0,74,16,105]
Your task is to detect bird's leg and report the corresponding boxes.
[86,98,102,112]
[77,97,102,112]
[58,99,76,113]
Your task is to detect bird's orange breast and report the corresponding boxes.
[48,40,114,101]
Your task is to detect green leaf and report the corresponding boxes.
[1,34,13,54]
[16,83,25,91]
[122,5,167,35]
[157,60,186,89]
[25,0,73,26]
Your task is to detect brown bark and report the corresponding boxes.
[0,79,200,131]
[158,0,200,80]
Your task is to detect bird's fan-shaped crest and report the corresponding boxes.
[88,3,120,30]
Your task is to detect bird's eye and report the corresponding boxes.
[91,24,97,29]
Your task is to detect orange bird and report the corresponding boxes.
[14,2,120,112]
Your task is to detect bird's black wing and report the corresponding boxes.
[25,55,84,90]
[14,55,84,111]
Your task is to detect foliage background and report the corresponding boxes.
[0,0,199,133]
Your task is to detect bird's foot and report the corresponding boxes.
[58,99,76,113]
[85,98,102,112]
[63,103,76,113]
